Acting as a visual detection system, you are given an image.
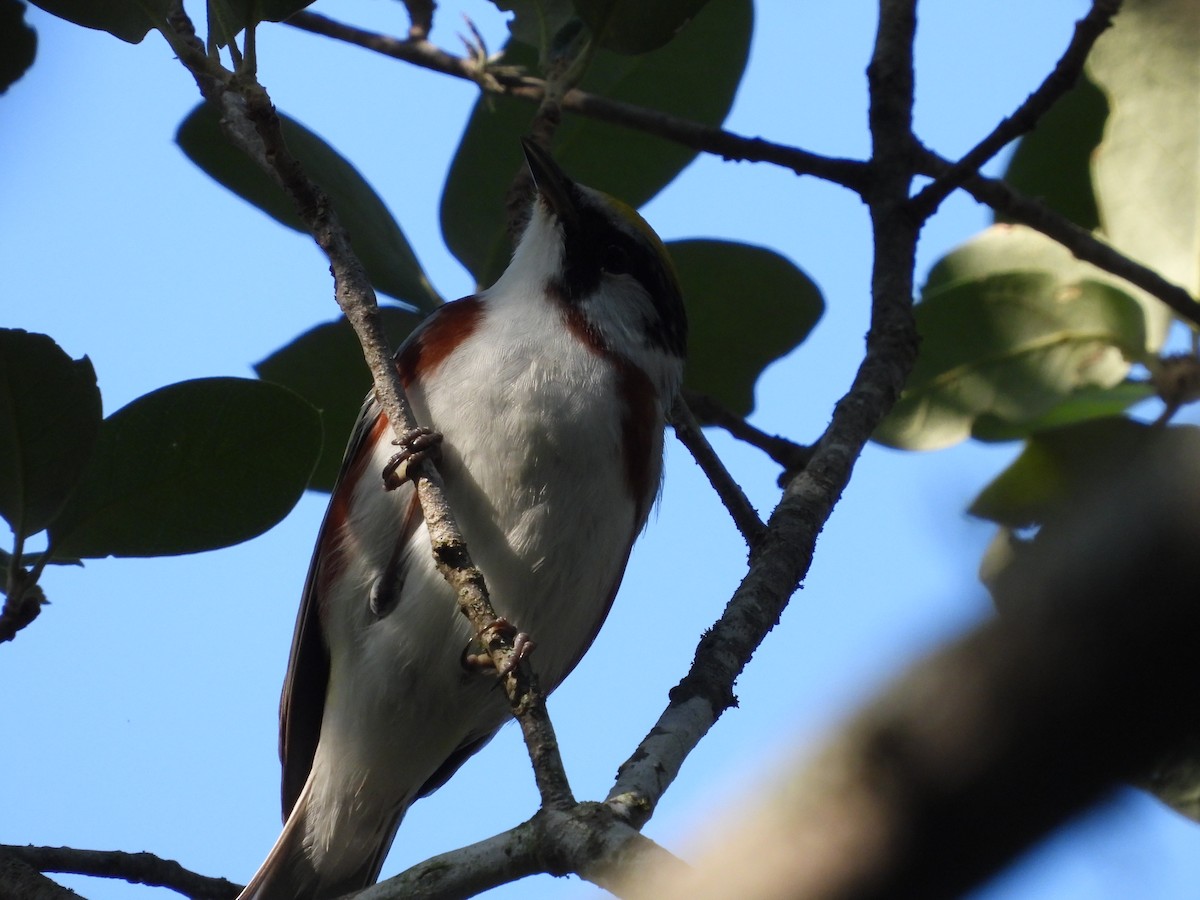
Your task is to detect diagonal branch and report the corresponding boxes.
[909,0,1123,219]
[157,4,574,812]
[670,397,766,548]
[609,0,924,828]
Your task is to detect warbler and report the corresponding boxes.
[238,139,687,899]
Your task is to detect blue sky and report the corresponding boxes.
[5,1,1200,898]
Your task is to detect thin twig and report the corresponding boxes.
[670,396,766,547]
[1,845,239,899]
[683,390,814,478]
[909,0,1123,219]
[284,11,869,191]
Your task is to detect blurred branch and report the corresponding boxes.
[917,148,1200,329]
[670,396,766,547]
[284,11,869,191]
[910,0,1123,219]
[1,845,238,899]
[157,2,574,813]
[627,444,1200,900]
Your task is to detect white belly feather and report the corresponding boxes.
[303,292,649,869]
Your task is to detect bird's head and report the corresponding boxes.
[497,139,687,400]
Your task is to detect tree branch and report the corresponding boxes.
[284,11,869,191]
[670,397,766,548]
[909,0,1123,219]
[157,4,574,813]
[609,0,924,829]
[683,389,814,479]
[1,845,238,899]
[355,807,685,900]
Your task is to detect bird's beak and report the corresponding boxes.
[521,138,579,231]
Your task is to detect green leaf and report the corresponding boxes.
[0,0,37,94]
[442,0,752,286]
[968,419,1200,528]
[1089,0,1200,301]
[255,308,421,492]
[176,103,441,311]
[875,226,1151,451]
[492,0,578,52]
[971,380,1154,442]
[575,0,715,54]
[26,0,171,43]
[0,329,101,539]
[997,75,1106,232]
[206,0,317,48]
[670,240,822,417]
[48,378,321,559]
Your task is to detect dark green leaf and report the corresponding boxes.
[997,76,1106,232]
[968,419,1200,528]
[492,0,578,52]
[442,0,752,286]
[176,103,441,311]
[255,308,421,492]
[575,0,713,54]
[206,0,318,49]
[670,240,822,417]
[48,378,321,559]
[27,0,170,43]
[0,329,101,539]
[0,0,37,94]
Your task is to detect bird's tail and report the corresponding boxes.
[236,776,402,900]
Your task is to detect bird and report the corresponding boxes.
[237,139,687,899]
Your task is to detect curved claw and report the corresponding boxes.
[382,426,444,490]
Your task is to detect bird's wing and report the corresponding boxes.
[277,390,422,818]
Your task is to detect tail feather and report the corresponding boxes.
[237,776,403,900]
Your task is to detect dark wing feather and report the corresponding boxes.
[278,391,389,818]
[275,297,486,818]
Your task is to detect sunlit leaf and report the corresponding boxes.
[256,308,421,492]
[0,329,101,539]
[876,226,1152,450]
[970,380,1154,442]
[177,103,441,311]
[671,240,822,417]
[1089,0,1200,302]
[48,378,321,559]
[442,0,751,286]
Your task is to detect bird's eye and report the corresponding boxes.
[600,244,630,275]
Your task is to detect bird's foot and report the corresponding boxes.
[463,618,536,677]
[382,426,444,490]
